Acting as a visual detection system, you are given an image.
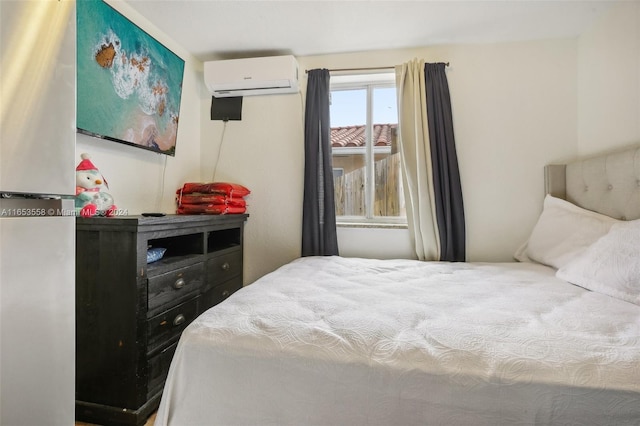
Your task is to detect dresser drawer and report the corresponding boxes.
[201,276,242,311]
[147,297,198,356]
[148,262,203,316]
[206,250,242,287]
[147,341,178,399]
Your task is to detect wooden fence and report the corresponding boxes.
[334,153,404,217]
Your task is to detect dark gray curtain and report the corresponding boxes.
[302,69,339,256]
[425,63,466,261]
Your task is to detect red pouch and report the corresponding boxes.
[177,194,227,204]
[176,204,246,215]
[178,182,250,197]
[176,194,247,207]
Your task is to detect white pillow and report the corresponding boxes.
[523,195,618,269]
[556,219,640,306]
[513,240,532,262]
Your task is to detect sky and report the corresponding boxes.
[330,87,397,127]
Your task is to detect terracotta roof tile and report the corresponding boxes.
[331,124,396,148]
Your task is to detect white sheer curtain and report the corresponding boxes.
[395,59,440,261]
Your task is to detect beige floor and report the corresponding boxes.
[75,411,156,426]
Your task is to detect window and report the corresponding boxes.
[330,73,405,225]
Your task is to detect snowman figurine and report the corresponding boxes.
[75,153,117,217]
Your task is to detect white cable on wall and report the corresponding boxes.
[156,154,168,211]
[211,120,228,182]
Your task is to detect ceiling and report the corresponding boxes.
[125,0,616,62]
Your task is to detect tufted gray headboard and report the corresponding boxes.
[545,145,640,221]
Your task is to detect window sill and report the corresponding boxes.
[337,222,408,230]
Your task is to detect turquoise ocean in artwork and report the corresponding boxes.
[77,0,185,155]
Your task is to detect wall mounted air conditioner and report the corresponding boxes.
[204,55,299,97]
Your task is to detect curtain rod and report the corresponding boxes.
[305,63,449,74]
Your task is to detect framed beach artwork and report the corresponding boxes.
[77,0,185,156]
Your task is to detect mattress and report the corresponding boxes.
[155,256,640,425]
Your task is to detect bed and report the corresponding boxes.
[155,146,640,426]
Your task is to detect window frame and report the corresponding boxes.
[330,73,406,226]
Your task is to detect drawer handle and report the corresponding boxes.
[173,314,186,326]
[222,290,230,298]
[173,278,186,289]
[221,262,230,271]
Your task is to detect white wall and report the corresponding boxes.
[202,38,580,283]
[76,0,202,215]
[578,1,640,155]
[85,2,638,285]
[200,92,305,284]
[424,40,578,262]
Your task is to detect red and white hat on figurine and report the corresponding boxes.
[76,153,98,171]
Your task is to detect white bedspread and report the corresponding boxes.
[155,256,640,426]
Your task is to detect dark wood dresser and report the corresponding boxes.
[75,214,248,426]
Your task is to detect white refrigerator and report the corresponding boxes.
[0,1,76,424]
